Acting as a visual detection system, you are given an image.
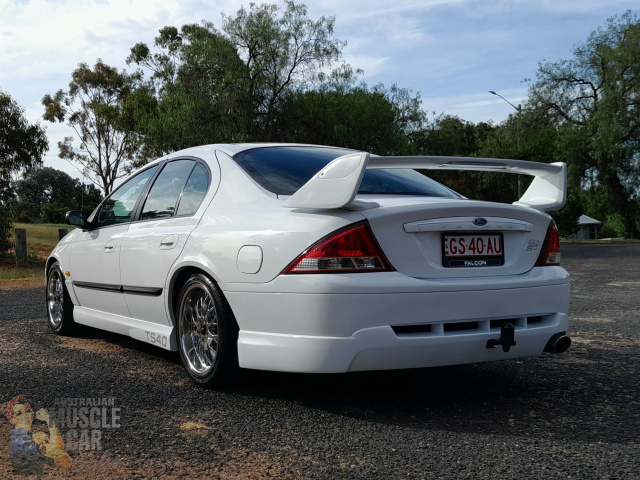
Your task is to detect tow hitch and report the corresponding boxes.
[486,322,516,352]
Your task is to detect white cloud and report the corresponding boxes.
[422,87,528,123]
[2,0,639,181]
[345,54,389,78]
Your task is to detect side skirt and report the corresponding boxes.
[73,306,177,351]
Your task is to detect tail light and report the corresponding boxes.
[535,221,561,266]
[283,221,393,274]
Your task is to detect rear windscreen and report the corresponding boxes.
[233,146,460,198]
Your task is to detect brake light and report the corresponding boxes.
[283,222,393,273]
[535,221,561,266]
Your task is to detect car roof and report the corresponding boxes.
[165,143,355,159]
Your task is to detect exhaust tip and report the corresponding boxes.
[544,333,571,354]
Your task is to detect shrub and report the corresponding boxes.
[17,213,33,223]
[41,204,68,224]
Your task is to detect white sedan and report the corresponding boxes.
[46,144,571,387]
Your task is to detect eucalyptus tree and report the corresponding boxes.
[0,90,48,252]
[222,0,354,139]
[529,10,640,237]
[42,60,141,195]
[0,90,48,203]
[126,24,249,155]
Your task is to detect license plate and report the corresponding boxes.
[442,233,504,267]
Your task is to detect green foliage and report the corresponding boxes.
[222,0,352,138]
[600,213,626,238]
[16,213,32,224]
[13,167,78,219]
[275,84,422,154]
[0,90,48,204]
[11,167,103,221]
[127,1,359,151]
[550,191,583,237]
[76,183,103,215]
[42,60,142,195]
[0,208,12,254]
[41,204,69,224]
[125,24,248,155]
[528,10,640,237]
[0,90,48,251]
[410,115,520,202]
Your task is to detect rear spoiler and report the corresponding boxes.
[282,153,566,212]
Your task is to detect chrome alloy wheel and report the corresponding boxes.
[179,282,220,376]
[47,268,65,328]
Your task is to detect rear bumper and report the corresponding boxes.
[238,314,567,372]
[224,270,570,373]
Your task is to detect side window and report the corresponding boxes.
[96,166,158,228]
[141,160,194,220]
[176,163,209,216]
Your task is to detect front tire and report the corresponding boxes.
[46,262,76,335]
[176,274,239,387]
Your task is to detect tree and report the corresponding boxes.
[274,83,424,154]
[276,88,398,152]
[10,167,103,222]
[0,90,48,254]
[126,24,249,156]
[411,115,515,202]
[127,1,356,153]
[221,0,354,139]
[528,10,640,237]
[0,90,48,204]
[13,167,77,219]
[42,60,142,195]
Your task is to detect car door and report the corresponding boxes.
[69,165,159,317]
[120,159,213,324]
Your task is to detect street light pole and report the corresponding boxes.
[489,90,522,197]
[489,90,521,113]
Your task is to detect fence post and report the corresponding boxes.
[58,229,68,240]
[15,228,27,267]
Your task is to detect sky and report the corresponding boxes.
[1,0,638,182]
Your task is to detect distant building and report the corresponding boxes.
[576,215,602,239]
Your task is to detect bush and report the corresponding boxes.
[41,204,68,224]
[17,213,33,223]
[599,213,626,238]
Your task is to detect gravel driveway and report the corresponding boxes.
[1,244,639,479]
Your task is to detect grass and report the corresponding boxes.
[0,223,74,287]
[14,222,71,247]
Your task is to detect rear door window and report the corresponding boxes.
[141,160,195,220]
[176,163,210,216]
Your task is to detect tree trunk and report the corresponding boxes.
[603,168,640,239]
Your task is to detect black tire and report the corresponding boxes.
[46,262,76,335]
[176,274,239,387]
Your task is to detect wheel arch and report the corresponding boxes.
[167,263,230,328]
[45,255,60,275]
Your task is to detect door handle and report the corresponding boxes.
[160,235,179,250]
[104,240,117,253]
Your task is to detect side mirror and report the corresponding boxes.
[65,210,88,228]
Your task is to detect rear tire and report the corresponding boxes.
[46,262,76,335]
[176,274,239,387]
